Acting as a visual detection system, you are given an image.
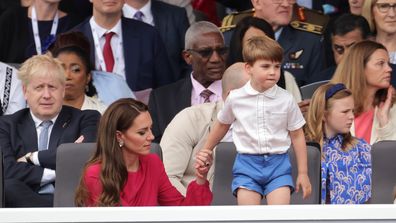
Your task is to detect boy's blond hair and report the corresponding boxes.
[242,36,283,65]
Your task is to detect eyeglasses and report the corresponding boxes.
[333,42,356,55]
[376,3,396,13]
[187,47,229,59]
[272,0,296,4]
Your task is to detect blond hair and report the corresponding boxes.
[242,36,283,65]
[305,83,357,152]
[18,52,65,87]
[361,0,377,33]
[331,40,389,115]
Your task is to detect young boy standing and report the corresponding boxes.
[197,36,311,205]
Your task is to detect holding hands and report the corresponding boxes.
[194,149,213,185]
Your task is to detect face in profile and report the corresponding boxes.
[332,28,364,65]
[246,59,281,92]
[251,0,294,30]
[23,70,65,120]
[57,52,90,101]
[117,111,154,157]
[364,49,392,90]
[349,0,365,15]
[184,32,227,87]
[324,95,355,137]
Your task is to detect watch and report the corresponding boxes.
[25,152,33,165]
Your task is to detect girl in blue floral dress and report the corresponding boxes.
[305,83,371,204]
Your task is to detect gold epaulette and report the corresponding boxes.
[290,5,329,35]
[220,9,254,32]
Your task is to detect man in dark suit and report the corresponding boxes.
[74,0,174,103]
[0,54,100,207]
[123,0,191,80]
[148,21,227,142]
[251,0,326,86]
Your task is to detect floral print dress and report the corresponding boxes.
[321,135,372,204]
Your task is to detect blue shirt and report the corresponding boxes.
[321,134,372,204]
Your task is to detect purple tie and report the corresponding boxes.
[134,11,144,21]
[200,89,213,103]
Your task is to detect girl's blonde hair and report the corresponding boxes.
[361,0,378,33]
[305,83,357,152]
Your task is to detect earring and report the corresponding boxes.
[85,85,89,93]
[118,141,124,148]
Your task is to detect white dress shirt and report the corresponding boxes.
[0,63,26,114]
[123,1,155,26]
[89,17,126,79]
[217,81,305,154]
[30,112,59,186]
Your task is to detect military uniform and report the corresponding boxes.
[222,5,329,86]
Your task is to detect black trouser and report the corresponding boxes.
[4,179,53,207]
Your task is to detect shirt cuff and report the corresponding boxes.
[41,168,56,186]
[31,151,40,166]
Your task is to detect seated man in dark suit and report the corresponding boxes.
[74,0,174,103]
[148,21,227,142]
[123,0,191,80]
[0,53,100,207]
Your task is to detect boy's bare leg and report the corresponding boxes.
[236,188,261,205]
[266,186,291,205]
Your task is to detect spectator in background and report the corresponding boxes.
[227,16,301,103]
[161,62,249,195]
[305,83,371,204]
[149,21,227,142]
[74,0,174,103]
[349,0,366,15]
[0,0,81,63]
[314,13,371,82]
[160,0,195,24]
[0,53,100,207]
[362,0,396,64]
[250,0,325,86]
[0,62,26,115]
[74,98,213,206]
[123,0,191,80]
[331,40,396,144]
[50,32,107,114]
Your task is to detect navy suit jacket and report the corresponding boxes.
[0,106,100,191]
[278,25,325,86]
[151,0,190,80]
[74,17,175,91]
[148,77,192,142]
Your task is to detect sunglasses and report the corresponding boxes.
[333,42,356,55]
[187,47,229,59]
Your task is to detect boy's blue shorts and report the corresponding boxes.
[232,153,294,197]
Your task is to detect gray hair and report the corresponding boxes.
[184,21,224,49]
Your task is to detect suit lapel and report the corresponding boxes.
[18,112,38,152]
[277,26,295,55]
[122,17,140,90]
[48,107,71,151]
[178,77,193,108]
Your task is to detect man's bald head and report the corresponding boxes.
[222,62,250,100]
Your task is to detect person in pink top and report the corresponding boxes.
[74,98,213,206]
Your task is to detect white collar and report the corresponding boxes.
[122,1,154,25]
[30,110,59,128]
[243,80,278,98]
[89,17,122,37]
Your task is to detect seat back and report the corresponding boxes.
[150,142,163,161]
[212,142,321,205]
[54,143,96,207]
[300,80,329,99]
[54,142,162,207]
[0,151,3,208]
[371,140,396,204]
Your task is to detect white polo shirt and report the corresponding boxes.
[217,81,305,154]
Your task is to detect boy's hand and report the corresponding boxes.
[194,149,213,180]
[295,173,312,199]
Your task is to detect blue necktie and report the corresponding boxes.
[133,11,144,21]
[38,120,53,151]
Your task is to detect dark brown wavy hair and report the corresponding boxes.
[75,98,148,206]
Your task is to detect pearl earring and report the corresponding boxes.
[118,141,124,148]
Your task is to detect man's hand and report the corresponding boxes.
[74,135,84,143]
[298,99,310,117]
